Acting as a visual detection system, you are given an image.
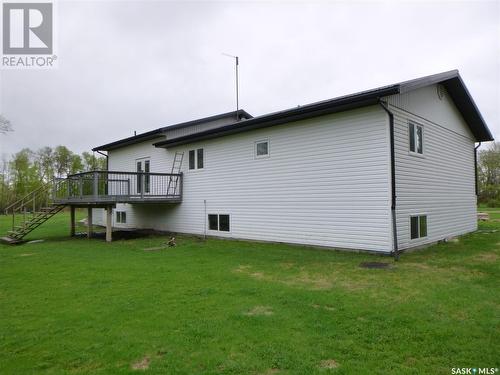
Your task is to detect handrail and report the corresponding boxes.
[5,178,66,233]
[53,171,183,203]
[4,183,47,215]
[67,170,182,177]
[5,171,183,232]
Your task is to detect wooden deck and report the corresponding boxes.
[53,171,183,205]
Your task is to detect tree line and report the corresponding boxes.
[477,142,500,207]
[0,136,498,212]
[0,146,106,211]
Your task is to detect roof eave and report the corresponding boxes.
[92,109,253,152]
[441,76,494,142]
[398,70,493,142]
[154,87,400,148]
[92,131,165,152]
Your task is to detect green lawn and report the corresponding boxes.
[478,206,500,220]
[0,212,498,374]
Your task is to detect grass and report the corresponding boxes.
[478,205,500,220]
[0,211,499,374]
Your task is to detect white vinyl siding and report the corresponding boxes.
[102,106,392,252]
[387,84,477,250]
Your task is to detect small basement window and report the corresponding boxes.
[208,214,218,230]
[255,140,269,158]
[208,214,230,232]
[410,215,427,239]
[409,122,423,154]
[189,148,204,170]
[116,211,126,224]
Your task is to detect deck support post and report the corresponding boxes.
[87,207,93,239]
[105,206,113,242]
[70,206,76,237]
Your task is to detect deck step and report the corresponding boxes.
[3,182,67,243]
[1,236,23,244]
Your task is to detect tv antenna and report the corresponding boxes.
[222,53,240,119]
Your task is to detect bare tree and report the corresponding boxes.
[0,115,13,134]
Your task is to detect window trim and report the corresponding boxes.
[116,211,126,224]
[207,213,231,233]
[208,214,218,231]
[409,214,428,240]
[188,148,204,171]
[408,121,424,156]
[254,139,270,159]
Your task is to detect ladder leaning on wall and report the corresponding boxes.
[167,152,184,195]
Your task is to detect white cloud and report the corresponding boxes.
[0,0,498,156]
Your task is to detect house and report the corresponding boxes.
[4,70,493,254]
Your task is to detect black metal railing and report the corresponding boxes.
[53,171,183,203]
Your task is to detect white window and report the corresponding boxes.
[255,139,270,158]
[410,215,427,239]
[409,122,423,154]
[208,214,230,232]
[116,211,126,224]
[189,148,204,170]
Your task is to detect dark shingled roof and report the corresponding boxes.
[152,70,493,149]
[92,109,252,151]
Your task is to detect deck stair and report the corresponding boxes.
[2,180,65,244]
[3,204,65,243]
[2,167,184,244]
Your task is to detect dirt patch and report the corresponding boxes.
[131,356,150,371]
[142,246,167,252]
[477,229,498,234]
[451,310,469,321]
[311,304,335,312]
[404,357,418,366]
[405,262,485,279]
[260,369,280,375]
[294,272,333,290]
[474,252,499,262]
[319,359,339,369]
[244,306,273,316]
[18,253,35,257]
[234,264,252,272]
[280,262,295,269]
[404,262,433,270]
[250,272,265,279]
[235,265,345,291]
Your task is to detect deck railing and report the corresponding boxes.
[53,171,183,204]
